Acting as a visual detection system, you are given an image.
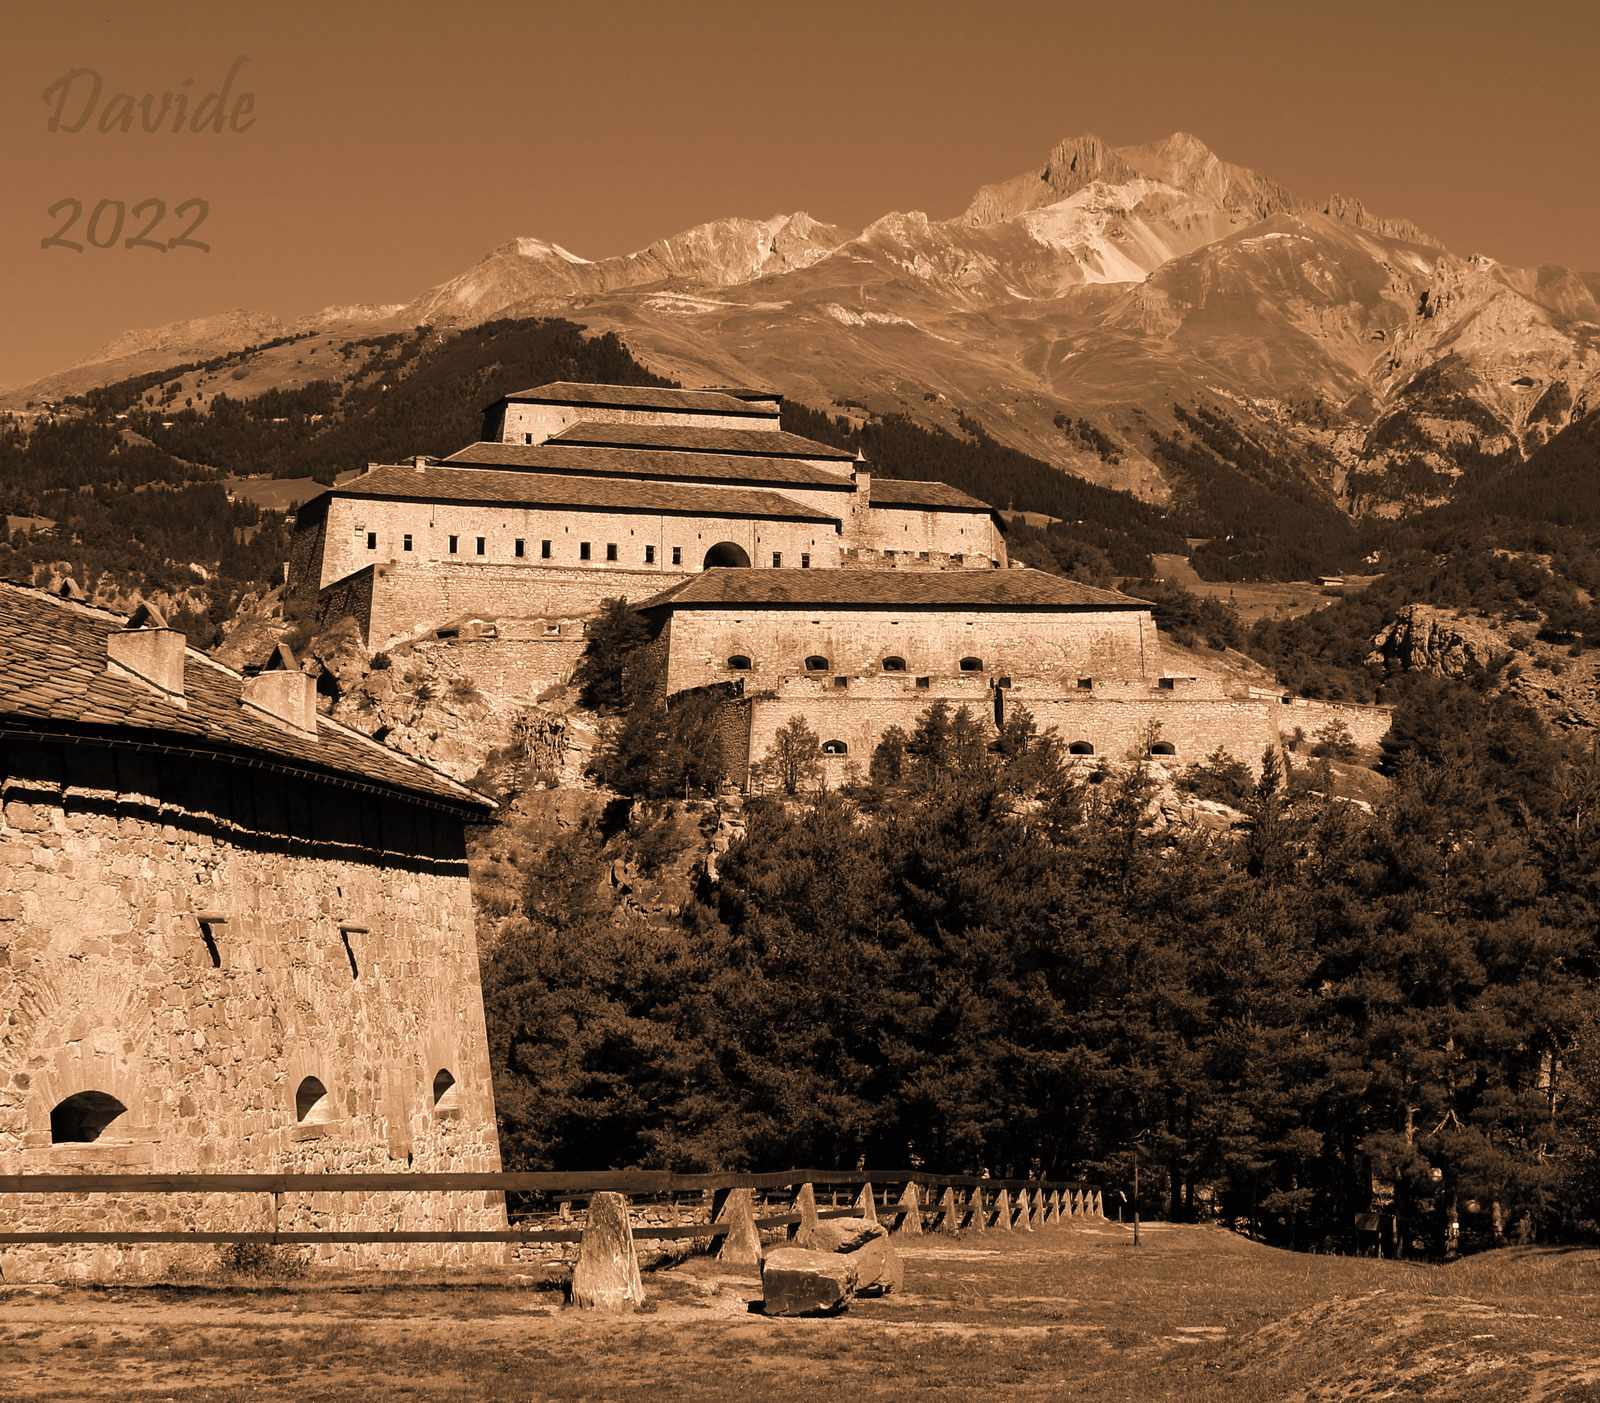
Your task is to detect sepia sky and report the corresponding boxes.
[1,0,1596,388]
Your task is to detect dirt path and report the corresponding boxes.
[2,1222,1596,1401]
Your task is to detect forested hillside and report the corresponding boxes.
[482,652,1600,1257]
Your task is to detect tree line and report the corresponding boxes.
[482,626,1600,1258]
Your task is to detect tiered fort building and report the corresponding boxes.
[0,584,506,1280]
[289,381,1389,779]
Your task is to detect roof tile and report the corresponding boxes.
[636,568,1151,611]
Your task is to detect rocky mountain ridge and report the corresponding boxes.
[10,130,1598,525]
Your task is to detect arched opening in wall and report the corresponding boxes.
[726,655,752,672]
[50,1091,127,1144]
[959,656,984,672]
[703,542,751,568]
[821,739,849,755]
[432,1068,459,1112]
[1149,741,1177,757]
[881,656,906,672]
[804,655,829,673]
[1068,741,1095,756]
[295,1076,332,1125]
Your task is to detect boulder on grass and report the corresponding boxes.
[847,1232,904,1296]
[797,1215,883,1253]
[797,1215,902,1296]
[760,1247,857,1316]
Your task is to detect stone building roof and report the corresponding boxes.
[441,441,853,490]
[0,583,492,815]
[636,567,1151,612]
[313,464,842,523]
[495,382,778,418]
[868,479,993,512]
[548,421,853,461]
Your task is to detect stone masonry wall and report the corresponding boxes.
[315,562,377,639]
[0,737,506,1282]
[661,605,1157,698]
[856,505,1005,565]
[499,402,778,446]
[741,673,1284,785]
[313,495,841,594]
[1274,697,1394,751]
[354,561,692,650]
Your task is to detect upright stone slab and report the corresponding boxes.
[1045,1189,1061,1226]
[569,1192,645,1312]
[1015,1189,1034,1232]
[1093,1189,1104,1218]
[936,1186,961,1234]
[854,1182,878,1223]
[967,1185,987,1232]
[993,1189,1012,1232]
[712,1187,763,1267]
[788,1181,819,1242]
[1069,1189,1082,1218]
[893,1182,923,1236]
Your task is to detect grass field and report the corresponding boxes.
[3,1220,1597,1401]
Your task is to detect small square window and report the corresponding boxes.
[366,531,377,550]
[476,537,486,556]
[645,545,656,564]
[523,433,534,445]
[580,542,592,561]
[801,553,811,568]
[772,551,782,567]
[514,538,525,558]
[671,546,682,566]
[834,676,849,689]
[606,543,618,562]
[541,539,552,559]
[403,534,413,552]
[448,534,458,554]
[916,676,931,690]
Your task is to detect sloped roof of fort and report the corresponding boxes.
[317,464,840,523]
[548,421,853,461]
[495,382,778,417]
[868,479,992,512]
[0,582,493,815]
[636,568,1150,612]
[442,440,853,489]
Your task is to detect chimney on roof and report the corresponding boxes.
[106,600,187,706]
[241,643,318,737]
[58,576,84,600]
[412,455,429,472]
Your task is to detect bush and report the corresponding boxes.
[1309,718,1359,760]
[1177,747,1253,806]
[214,1241,308,1279]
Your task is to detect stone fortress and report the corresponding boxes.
[289,379,1391,782]
[0,584,506,1280]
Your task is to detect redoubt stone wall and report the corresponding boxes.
[658,605,1157,698]
[497,403,778,445]
[0,737,505,1282]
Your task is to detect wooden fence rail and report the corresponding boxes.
[0,1169,1105,1247]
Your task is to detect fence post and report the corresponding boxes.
[967,1184,987,1232]
[854,1181,878,1223]
[892,1181,923,1236]
[788,1181,818,1242]
[1094,1189,1104,1218]
[712,1187,762,1267]
[1069,1189,1082,1218]
[1042,1189,1058,1226]
[993,1189,1012,1232]
[936,1186,961,1234]
[569,1191,645,1312]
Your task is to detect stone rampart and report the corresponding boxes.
[499,402,777,445]
[1273,697,1394,751]
[0,736,505,1281]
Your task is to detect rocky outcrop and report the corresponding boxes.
[1367,604,1509,678]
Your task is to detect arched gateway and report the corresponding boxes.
[703,542,751,568]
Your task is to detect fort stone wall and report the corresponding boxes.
[855,505,1004,565]
[313,496,841,592]
[0,737,505,1282]
[658,605,1157,697]
[499,402,777,445]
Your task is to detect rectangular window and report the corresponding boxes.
[606,543,618,562]
[403,534,413,552]
[514,538,525,558]
[580,542,591,561]
[476,537,486,556]
[541,539,552,559]
[644,545,656,564]
[671,546,682,566]
[448,534,458,554]
[801,553,810,569]
[523,433,534,445]
[772,551,782,568]
[366,531,377,550]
